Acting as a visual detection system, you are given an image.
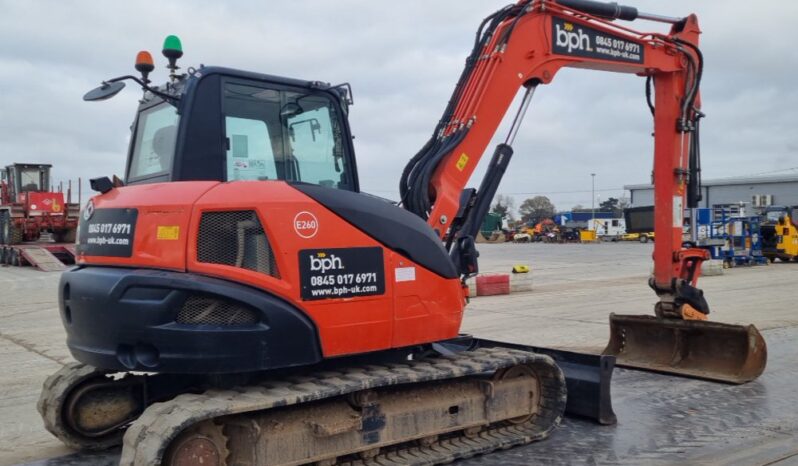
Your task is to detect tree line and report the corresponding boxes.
[490,195,628,227]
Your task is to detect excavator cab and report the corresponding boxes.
[119,68,358,192]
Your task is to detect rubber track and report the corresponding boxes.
[120,347,567,466]
[37,362,124,450]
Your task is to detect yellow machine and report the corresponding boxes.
[762,207,798,261]
[620,232,654,242]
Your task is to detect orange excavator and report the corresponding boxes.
[39,1,766,464]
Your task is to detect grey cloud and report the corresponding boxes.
[1,0,795,212]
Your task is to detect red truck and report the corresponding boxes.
[0,163,79,245]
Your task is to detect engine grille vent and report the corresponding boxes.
[177,295,259,326]
[197,210,279,277]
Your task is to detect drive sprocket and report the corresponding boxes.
[164,421,229,466]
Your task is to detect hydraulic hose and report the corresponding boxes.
[686,110,704,208]
[400,3,521,219]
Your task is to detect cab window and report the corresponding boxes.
[19,168,44,192]
[129,103,180,179]
[286,98,342,187]
[222,81,351,189]
[224,117,278,181]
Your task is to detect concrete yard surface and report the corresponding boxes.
[465,243,798,352]
[1,242,798,465]
[0,267,73,465]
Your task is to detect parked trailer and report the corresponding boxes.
[0,242,76,271]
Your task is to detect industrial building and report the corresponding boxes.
[626,174,798,210]
[554,209,617,228]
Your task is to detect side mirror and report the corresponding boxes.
[83,81,126,102]
[89,176,115,194]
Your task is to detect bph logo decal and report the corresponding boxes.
[309,252,343,274]
[556,21,593,53]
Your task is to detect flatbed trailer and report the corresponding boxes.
[18,327,798,466]
[0,242,76,271]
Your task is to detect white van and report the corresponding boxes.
[588,218,626,241]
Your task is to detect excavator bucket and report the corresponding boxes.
[604,314,767,384]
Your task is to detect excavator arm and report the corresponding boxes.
[402,0,767,383]
[403,0,701,280]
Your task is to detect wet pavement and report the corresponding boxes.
[464,326,798,465]
[17,326,798,466]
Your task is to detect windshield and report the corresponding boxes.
[222,82,349,189]
[129,103,180,180]
[19,168,43,192]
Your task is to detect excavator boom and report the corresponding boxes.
[400,0,766,383]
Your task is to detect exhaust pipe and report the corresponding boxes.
[604,314,767,384]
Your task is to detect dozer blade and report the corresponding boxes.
[603,314,767,384]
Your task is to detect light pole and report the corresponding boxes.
[591,173,596,228]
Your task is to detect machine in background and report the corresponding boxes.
[0,164,80,270]
[0,163,79,244]
[761,206,798,262]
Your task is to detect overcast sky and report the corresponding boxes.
[1,1,796,212]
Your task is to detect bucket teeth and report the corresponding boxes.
[603,313,767,384]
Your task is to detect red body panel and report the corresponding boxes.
[2,190,78,241]
[77,182,219,271]
[21,191,66,215]
[79,181,465,358]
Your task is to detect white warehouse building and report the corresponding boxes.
[625,174,798,210]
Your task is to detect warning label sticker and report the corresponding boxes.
[299,247,385,300]
[551,17,644,64]
[395,266,416,282]
[156,225,180,240]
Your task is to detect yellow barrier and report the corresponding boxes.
[580,230,597,242]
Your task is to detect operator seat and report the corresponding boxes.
[152,125,178,164]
